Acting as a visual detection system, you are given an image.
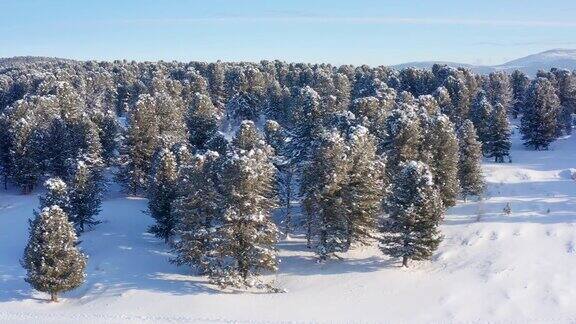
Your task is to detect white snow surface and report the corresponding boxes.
[2,129,576,323]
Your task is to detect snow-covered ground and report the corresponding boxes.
[2,127,576,323]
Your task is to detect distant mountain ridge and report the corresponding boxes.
[2,49,576,76]
[391,49,576,76]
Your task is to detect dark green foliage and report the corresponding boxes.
[147,148,179,242]
[457,120,485,198]
[380,161,444,267]
[486,104,511,162]
[521,78,561,150]
[22,206,86,302]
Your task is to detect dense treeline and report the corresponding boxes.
[3,59,573,296]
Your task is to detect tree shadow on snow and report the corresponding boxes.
[276,239,398,276]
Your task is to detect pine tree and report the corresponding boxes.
[212,121,278,288]
[343,126,384,249]
[486,71,512,112]
[383,103,422,176]
[172,151,222,274]
[186,93,219,151]
[552,69,576,135]
[39,178,71,215]
[69,161,102,233]
[442,75,471,125]
[510,70,530,118]
[521,78,561,150]
[301,129,349,258]
[207,62,226,109]
[10,121,44,194]
[486,103,511,162]
[469,90,493,151]
[457,120,485,199]
[22,206,86,302]
[147,148,179,242]
[117,94,159,193]
[91,110,119,165]
[380,161,444,267]
[264,120,295,237]
[427,114,460,207]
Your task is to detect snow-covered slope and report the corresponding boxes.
[1,126,576,323]
[391,49,576,76]
[496,49,576,75]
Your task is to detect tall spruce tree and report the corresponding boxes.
[39,178,71,215]
[486,72,513,112]
[301,129,349,258]
[22,206,86,302]
[510,70,530,118]
[147,148,179,242]
[343,126,384,249]
[457,120,485,199]
[383,103,422,176]
[486,103,511,162]
[521,78,561,150]
[172,151,222,274]
[427,114,460,207]
[264,120,295,237]
[380,161,444,267]
[553,69,576,135]
[186,93,219,151]
[213,121,278,288]
[469,90,493,152]
[117,94,159,193]
[69,161,102,233]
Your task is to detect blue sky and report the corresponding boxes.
[1,0,576,65]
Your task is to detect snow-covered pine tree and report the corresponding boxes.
[343,126,384,249]
[383,103,422,176]
[154,90,188,147]
[214,121,278,288]
[469,90,493,152]
[206,61,226,109]
[552,69,576,135]
[433,86,454,118]
[225,91,261,123]
[301,129,349,258]
[69,161,102,233]
[172,151,222,274]
[117,94,159,193]
[349,96,392,151]
[380,161,444,267]
[442,75,471,126]
[186,93,219,151]
[10,118,44,194]
[427,114,460,207]
[521,77,561,150]
[457,120,485,199]
[147,148,179,242]
[486,71,513,112]
[22,206,86,302]
[486,103,511,163]
[510,70,530,118]
[264,120,295,237]
[333,73,352,112]
[91,110,119,165]
[39,178,71,215]
[288,86,326,168]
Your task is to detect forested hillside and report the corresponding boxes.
[0,59,574,299]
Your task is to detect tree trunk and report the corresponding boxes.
[402,255,409,267]
[50,292,58,302]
